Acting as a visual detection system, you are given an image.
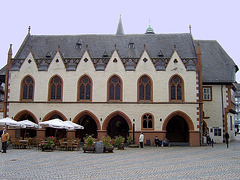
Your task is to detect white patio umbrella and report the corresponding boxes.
[63,121,84,130]
[0,117,26,128]
[39,119,68,129]
[19,120,39,128]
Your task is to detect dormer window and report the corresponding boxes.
[158,50,164,57]
[128,42,135,49]
[45,52,51,58]
[75,39,82,49]
[103,51,109,57]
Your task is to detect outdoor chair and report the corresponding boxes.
[72,139,80,150]
[15,139,21,149]
[59,139,67,150]
[67,140,74,151]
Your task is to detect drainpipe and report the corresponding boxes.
[198,70,202,146]
[221,84,225,143]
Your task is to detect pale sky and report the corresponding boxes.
[1,0,240,81]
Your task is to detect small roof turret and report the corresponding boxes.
[116,14,124,35]
[145,19,155,34]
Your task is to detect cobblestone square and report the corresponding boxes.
[1,136,240,180]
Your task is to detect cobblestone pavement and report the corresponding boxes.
[1,136,240,180]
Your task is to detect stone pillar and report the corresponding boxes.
[7,128,16,138]
[97,130,107,140]
[37,129,46,139]
[189,130,200,146]
[67,130,76,139]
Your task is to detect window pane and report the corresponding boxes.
[116,84,120,100]
[140,85,144,100]
[143,120,147,128]
[171,85,175,100]
[218,129,221,136]
[86,84,90,100]
[56,85,61,100]
[54,77,60,84]
[28,85,33,99]
[148,120,152,128]
[173,77,179,83]
[146,84,151,100]
[51,86,55,99]
[23,85,28,99]
[177,85,182,100]
[109,85,114,100]
[80,85,85,100]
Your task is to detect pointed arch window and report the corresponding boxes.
[138,75,152,102]
[108,75,122,102]
[21,76,34,101]
[142,113,154,130]
[169,75,184,101]
[49,75,63,101]
[78,75,92,101]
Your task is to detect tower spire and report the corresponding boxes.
[116,14,124,35]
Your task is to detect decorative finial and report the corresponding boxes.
[149,18,151,25]
[174,44,177,50]
[189,25,192,34]
[28,26,31,34]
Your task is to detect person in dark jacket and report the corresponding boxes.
[225,132,229,148]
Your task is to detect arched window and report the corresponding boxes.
[78,75,92,101]
[49,75,63,101]
[21,76,34,101]
[138,75,152,101]
[142,113,154,130]
[169,75,184,101]
[108,75,122,101]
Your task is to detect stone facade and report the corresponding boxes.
[3,20,237,146]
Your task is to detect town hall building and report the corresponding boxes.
[3,17,238,146]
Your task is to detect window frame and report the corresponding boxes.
[169,75,184,102]
[20,75,35,101]
[138,75,153,102]
[48,75,63,102]
[77,75,92,102]
[203,86,212,101]
[107,74,122,102]
[141,113,154,130]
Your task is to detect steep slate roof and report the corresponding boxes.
[195,40,238,83]
[12,32,237,83]
[14,33,197,60]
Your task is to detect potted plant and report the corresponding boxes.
[40,136,55,151]
[115,136,125,150]
[127,136,133,146]
[101,135,114,153]
[83,135,95,153]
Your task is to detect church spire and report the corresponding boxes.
[116,14,124,35]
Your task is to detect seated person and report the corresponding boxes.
[162,138,169,147]
[155,136,159,146]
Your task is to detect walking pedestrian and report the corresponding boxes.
[1,128,9,153]
[0,127,5,152]
[225,132,229,148]
[139,132,144,148]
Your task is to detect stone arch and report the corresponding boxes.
[42,110,68,122]
[73,110,101,130]
[14,109,38,124]
[162,110,194,131]
[102,111,132,131]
